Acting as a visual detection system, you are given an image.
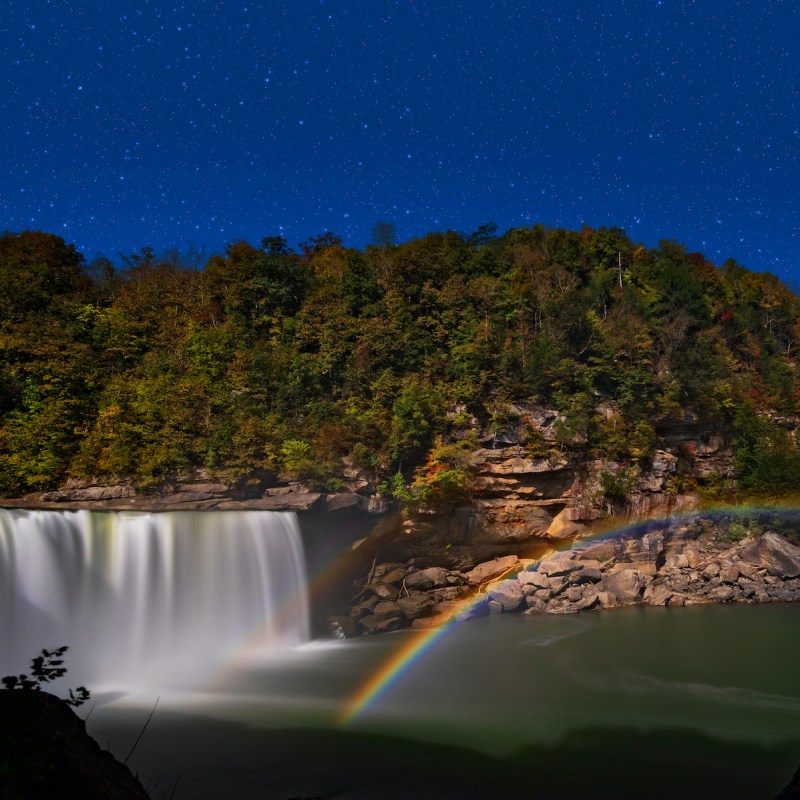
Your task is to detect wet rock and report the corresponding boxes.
[769,588,797,602]
[596,591,617,608]
[358,612,403,633]
[575,592,599,611]
[524,598,547,614]
[667,593,687,607]
[487,599,505,614]
[739,533,800,578]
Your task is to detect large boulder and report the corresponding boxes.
[739,533,800,578]
[465,555,519,585]
[539,551,580,577]
[596,569,643,604]
[397,592,437,620]
[487,579,524,612]
[405,566,451,590]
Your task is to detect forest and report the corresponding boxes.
[1,223,799,499]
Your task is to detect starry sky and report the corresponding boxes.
[3,0,800,279]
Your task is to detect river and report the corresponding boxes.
[87,604,800,799]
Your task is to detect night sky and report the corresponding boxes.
[4,1,800,280]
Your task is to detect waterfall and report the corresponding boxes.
[0,509,309,687]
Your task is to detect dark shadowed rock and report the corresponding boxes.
[405,566,451,590]
[569,565,603,585]
[397,592,437,620]
[0,689,150,799]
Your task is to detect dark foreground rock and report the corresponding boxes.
[0,690,150,799]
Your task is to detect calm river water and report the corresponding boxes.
[89,604,800,799]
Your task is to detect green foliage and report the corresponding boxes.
[2,646,90,708]
[598,468,637,504]
[733,404,800,493]
[2,224,800,497]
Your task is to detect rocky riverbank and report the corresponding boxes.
[341,523,800,635]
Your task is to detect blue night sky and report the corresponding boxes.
[3,0,800,279]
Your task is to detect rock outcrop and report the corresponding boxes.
[345,528,800,634]
[0,689,151,799]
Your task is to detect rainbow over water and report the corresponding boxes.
[337,502,800,725]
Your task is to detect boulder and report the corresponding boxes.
[707,586,736,602]
[718,563,740,584]
[405,566,451,590]
[465,556,519,585]
[574,592,599,611]
[524,598,547,613]
[358,614,402,633]
[643,584,673,606]
[539,552,579,577]
[596,570,642,604]
[596,591,618,608]
[397,592,437,620]
[368,581,399,600]
[487,578,524,612]
[569,565,603,585]
[517,569,550,590]
[487,599,505,614]
[739,533,800,579]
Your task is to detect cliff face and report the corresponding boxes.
[366,405,737,570]
[0,405,739,561]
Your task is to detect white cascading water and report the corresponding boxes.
[0,509,309,687]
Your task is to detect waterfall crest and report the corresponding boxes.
[0,509,309,686]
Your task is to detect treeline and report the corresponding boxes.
[1,224,799,497]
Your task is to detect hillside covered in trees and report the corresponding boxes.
[1,224,799,500]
